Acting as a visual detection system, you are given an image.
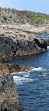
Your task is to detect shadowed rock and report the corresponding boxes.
[34,38,47,50]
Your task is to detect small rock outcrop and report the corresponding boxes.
[0,74,20,111]
[0,63,32,74]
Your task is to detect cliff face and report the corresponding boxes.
[0,32,47,62]
[0,74,20,111]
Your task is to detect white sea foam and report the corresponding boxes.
[13,76,33,85]
[23,71,30,77]
[32,67,44,71]
[47,46,49,49]
[12,67,45,85]
[11,71,29,74]
[10,72,17,75]
[12,70,31,85]
[11,70,30,78]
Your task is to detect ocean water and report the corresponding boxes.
[9,34,49,111]
[35,34,49,39]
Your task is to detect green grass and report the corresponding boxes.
[30,16,44,23]
[28,15,49,24]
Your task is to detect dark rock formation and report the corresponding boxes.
[0,74,20,111]
[34,38,47,50]
[42,38,49,46]
[0,35,48,62]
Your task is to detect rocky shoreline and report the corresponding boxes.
[0,24,49,111]
[0,24,49,62]
[0,7,49,111]
[0,63,33,111]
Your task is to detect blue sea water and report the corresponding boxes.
[35,34,49,39]
[9,34,49,111]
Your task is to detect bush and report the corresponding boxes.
[3,15,7,20]
[3,15,12,20]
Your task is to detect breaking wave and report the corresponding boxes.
[31,67,45,71]
[13,67,45,85]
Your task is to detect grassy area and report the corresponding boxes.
[30,16,49,24]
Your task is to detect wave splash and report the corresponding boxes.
[32,67,44,71]
[13,67,46,85]
[47,46,49,49]
[13,70,33,85]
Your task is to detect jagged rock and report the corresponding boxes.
[0,74,20,111]
[0,28,48,62]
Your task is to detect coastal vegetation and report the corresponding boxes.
[0,7,49,24]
